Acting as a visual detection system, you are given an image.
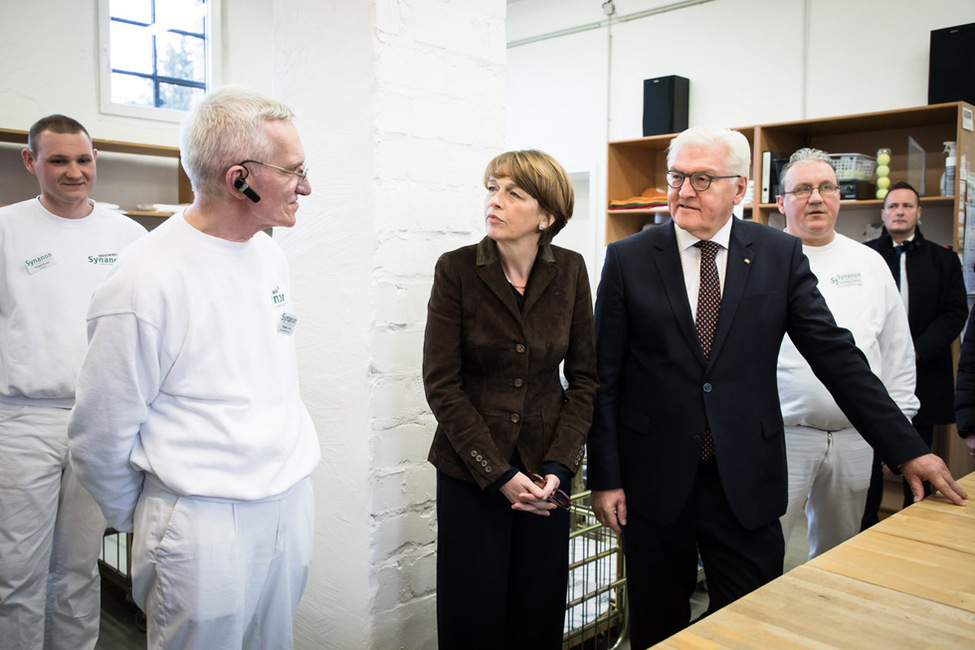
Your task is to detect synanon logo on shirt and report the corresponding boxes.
[88,253,119,265]
[829,271,863,287]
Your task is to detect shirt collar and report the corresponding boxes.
[674,216,734,252]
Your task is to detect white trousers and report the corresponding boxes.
[0,405,105,650]
[131,475,315,650]
[780,425,873,560]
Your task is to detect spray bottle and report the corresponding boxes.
[941,141,956,196]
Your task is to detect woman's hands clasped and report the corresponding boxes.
[500,471,569,516]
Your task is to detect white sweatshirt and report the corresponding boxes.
[0,197,146,407]
[777,233,918,431]
[68,212,320,531]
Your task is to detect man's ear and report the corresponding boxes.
[776,195,786,215]
[733,175,748,205]
[21,148,36,175]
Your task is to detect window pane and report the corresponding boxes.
[158,83,204,112]
[157,32,206,83]
[111,21,154,74]
[156,0,206,35]
[110,0,152,24]
[111,73,154,107]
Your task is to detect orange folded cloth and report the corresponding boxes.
[609,187,668,209]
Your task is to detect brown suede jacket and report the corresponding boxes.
[422,237,597,489]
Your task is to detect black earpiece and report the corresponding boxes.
[234,177,261,203]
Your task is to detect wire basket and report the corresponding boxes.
[563,486,627,649]
[828,153,876,181]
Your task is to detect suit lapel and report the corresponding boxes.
[522,259,556,317]
[652,222,705,362]
[708,219,754,364]
[474,237,558,323]
[475,238,523,322]
[477,262,522,323]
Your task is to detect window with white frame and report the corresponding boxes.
[99,0,220,120]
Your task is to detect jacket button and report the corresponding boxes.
[510,413,520,423]
[486,466,493,473]
[470,450,478,457]
[703,383,712,393]
[513,378,524,388]
[515,344,526,353]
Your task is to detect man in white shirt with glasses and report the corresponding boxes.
[775,148,919,559]
[68,87,320,649]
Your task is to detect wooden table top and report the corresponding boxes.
[656,472,975,649]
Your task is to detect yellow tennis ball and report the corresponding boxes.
[876,188,888,200]
[877,176,891,189]
[876,165,890,177]
[877,153,890,166]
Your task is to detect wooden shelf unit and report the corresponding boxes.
[607,102,974,250]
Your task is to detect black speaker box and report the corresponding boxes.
[928,22,975,105]
[642,75,689,137]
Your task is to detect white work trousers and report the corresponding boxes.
[780,425,874,560]
[0,405,105,650]
[131,475,315,650]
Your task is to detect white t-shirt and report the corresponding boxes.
[777,233,918,431]
[0,197,146,406]
[68,212,321,530]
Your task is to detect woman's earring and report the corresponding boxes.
[538,224,546,231]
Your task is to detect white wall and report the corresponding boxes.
[506,0,975,269]
[270,0,506,646]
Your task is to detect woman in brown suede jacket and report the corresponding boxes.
[422,150,597,649]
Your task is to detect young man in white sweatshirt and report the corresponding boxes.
[775,148,919,559]
[0,115,146,649]
[67,87,321,649]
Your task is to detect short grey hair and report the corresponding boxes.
[666,126,751,177]
[779,147,835,193]
[180,86,296,198]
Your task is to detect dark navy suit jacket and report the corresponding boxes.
[586,218,929,530]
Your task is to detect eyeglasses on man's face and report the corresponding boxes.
[238,159,309,180]
[666,170,741,192]
[529,472,570,510]
[782,183,839,199]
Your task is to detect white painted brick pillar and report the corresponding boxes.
[271,1,506,647]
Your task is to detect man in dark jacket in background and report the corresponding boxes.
[863,181,969,525]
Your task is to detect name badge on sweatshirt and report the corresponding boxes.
[25,252,56,274]
[278,312,297,335]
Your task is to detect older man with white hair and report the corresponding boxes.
[68,87,320,649]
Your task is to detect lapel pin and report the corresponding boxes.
[744,258,751,264]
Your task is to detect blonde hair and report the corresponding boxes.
[483,150,574,244]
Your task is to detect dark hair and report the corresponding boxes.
[884,181,919,207]
[28,114,91,154]
[483,150,574,245]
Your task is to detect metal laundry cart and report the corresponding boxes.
[100,528,146,630]
[562,479,628,650]
[99,528,132,591]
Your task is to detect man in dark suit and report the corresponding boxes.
[862,181,969,523]
[586,126,968,649]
